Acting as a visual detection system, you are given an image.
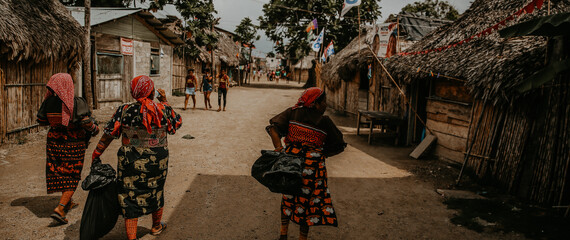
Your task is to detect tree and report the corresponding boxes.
[401,0,460,21]
[174,0,219,66]
[259,0,381,60]
[234,17,260,84]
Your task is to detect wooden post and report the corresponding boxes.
[0,67,5,143]
[83,0,94,109]
[397,16,401,53]
[297,58,303,84]
[358,6,361,54]
[249,45,253,84]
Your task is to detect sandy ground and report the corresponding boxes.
[0,80,525,240]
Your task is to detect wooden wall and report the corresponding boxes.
[172,55,186,94]
[292,69,309,83]
[326,72,360,115]
[0,58,70,143]
[426,99,471,163]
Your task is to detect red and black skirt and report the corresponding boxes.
[45,126,88,194]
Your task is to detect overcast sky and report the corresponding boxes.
[212,0,473,57]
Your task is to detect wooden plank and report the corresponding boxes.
[96,34,121,52]
[0,63,6,142]
[426,99,471,122]
[123,55,133,102]
[426,119,469,139]
[434,144,465,163]
[410,134,437,159]
[432,131,467,152]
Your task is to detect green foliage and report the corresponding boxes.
[175,0,219,59]
[234,17,260,46]
[259,0,381,59]
[401,0,460,21]
[267,51,276,57]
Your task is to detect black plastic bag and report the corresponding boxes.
[251,150,304,195]
[81,158,116,190]
[80,158,121,240]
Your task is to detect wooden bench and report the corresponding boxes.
[356,111,403,145]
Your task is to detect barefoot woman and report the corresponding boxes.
[91,76,182,240]
[37,73,100,224]
[266,87,346,240]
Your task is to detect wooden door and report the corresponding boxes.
[96,53,124,106]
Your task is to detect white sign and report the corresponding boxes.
[377,23,396,58]
[121,37,134,55]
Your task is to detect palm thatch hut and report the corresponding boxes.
[291,55,315,83]
[321,27,375,114]
[384,0,570,206]
[0,0,84,143]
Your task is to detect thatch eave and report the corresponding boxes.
[321,27,374,91]
[0,0,85,65]
[385,0,570,105]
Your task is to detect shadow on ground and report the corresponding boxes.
[154,174,477,240]
[445,198,570,239]
[63,217,151,240]
[11,195,60,218]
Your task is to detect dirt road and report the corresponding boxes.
[0,81,523,239]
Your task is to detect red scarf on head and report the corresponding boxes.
[131,75,165,133]
[292,87,324,109]
[45,73,75,126]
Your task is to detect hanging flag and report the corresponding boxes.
[305,19,318,33]
[326,41,335,57]
[321,40,335,62]
[311,29,324,52]
[341,0,361,17]
[307,31,316,41]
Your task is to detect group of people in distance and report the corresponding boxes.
[268,69,289,83]
[183,68,229,112]
[37,71,345,240]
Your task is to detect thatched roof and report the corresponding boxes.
[385,0,570,104]
[321,27,375,90]
[197,28,240,67]
[293,55,315,70]
[0,0,84,63]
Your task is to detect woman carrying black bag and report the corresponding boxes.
[266,87,346,240]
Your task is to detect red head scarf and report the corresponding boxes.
[45,73,75,126]
[131,75,166,133]
[293,87,324,109]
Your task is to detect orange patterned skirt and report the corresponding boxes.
[281,143,338,227]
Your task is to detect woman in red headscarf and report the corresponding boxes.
[91,75,182,240]
[36,73,100,224]
[266,87,346,240]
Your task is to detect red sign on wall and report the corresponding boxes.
[121,37,134,55]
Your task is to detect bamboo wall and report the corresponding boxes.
[0,58,71,143]
[465,74,570,206]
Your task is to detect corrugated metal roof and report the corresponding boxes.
[67,7,142,27]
